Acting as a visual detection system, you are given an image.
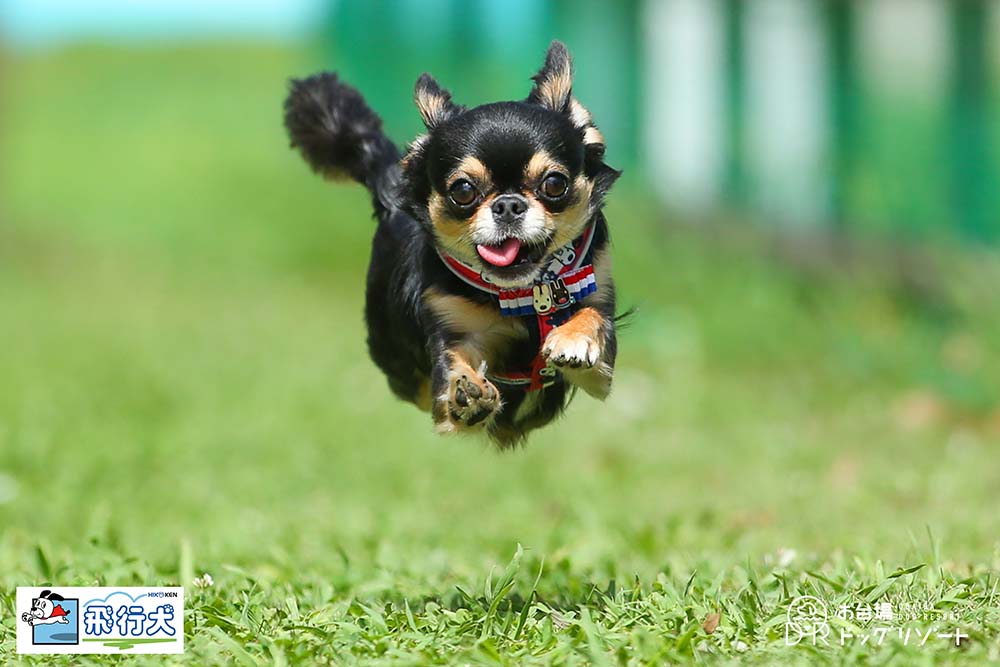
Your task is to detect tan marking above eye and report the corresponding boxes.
[524,151,568,185]
[447,156,491,191]
[583,126,604,146]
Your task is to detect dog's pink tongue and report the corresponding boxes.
[476,238,522,267]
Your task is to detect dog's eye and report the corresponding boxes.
[448,179,478,206]
[540,173,569,199]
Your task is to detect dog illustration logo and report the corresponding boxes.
[551,246,576,267]
[21,589,79,645]
[532,283,554,314]
[22,590,70,627]
[550,279,572,309]
[540,248,576,282]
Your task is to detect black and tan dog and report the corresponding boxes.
[284,41,620,446]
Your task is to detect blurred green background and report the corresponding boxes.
[329,0,1000,242]
[1,1,1000,665]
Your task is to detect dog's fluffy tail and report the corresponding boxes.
[284,73,400,206]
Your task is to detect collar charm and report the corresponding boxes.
[498,267,595,316]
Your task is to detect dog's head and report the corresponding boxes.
[401,41,619,288]
[30,590,63,618]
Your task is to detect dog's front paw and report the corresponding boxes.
[541,310,613,399]
[435,361,501,432]
[542,328,601,369]
[21,613,30,623]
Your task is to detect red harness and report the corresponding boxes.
[436,224,598,391]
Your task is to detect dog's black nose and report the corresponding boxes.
[491,194,528,221]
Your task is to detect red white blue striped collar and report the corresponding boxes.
[435,223,598,317]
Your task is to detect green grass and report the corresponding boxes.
[1,44,1000,666]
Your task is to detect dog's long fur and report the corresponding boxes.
[284,42,620,446]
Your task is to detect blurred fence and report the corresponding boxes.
[326,0,641,162]
[327,0,1000,243]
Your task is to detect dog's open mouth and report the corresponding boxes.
[476,238,547,269]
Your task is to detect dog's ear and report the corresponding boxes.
[527,41,574,113]
[414,73,463,130]
[527,42,607,151]
[527,43,618,200]
[46,592,65,601]
[39,590,52,599]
